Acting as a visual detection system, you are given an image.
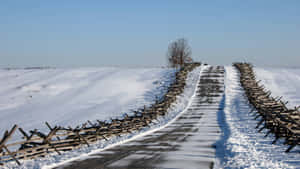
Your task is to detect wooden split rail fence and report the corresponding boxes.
[0,63,200,166]
[234,63,300,153]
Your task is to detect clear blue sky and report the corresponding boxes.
[1,0,299,67]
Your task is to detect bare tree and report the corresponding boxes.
[167,38,193,68]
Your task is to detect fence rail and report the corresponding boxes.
[234,63,300,153]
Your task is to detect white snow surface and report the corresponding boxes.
[0,67,176,139]
[1,66,203,169]
[254,67,300,108]
[215,66,300,169]
[2,65,300,169]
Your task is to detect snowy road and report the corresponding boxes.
[56,66,225,169]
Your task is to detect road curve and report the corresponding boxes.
[56,66,225,169]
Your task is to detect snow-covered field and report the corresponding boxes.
[255,67,300,108]
[0,67,176,139]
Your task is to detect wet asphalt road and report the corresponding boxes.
[57,66,225,169]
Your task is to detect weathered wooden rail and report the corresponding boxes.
[0,63,200,166]
[234,63,300,153]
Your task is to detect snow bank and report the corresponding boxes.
[2,66,202,169]
[254,67,300,108]
[215,66,300,169]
